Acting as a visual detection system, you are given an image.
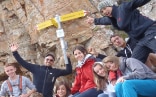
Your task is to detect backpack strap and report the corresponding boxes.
[6,75,23,96]
[19,75,22,94]
[6,79,13,95]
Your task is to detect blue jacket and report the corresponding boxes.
[13,51,72,97]
[94,0,155,40]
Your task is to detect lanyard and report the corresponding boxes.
[124,44,132,57]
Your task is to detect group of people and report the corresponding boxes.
[1,0,156,97]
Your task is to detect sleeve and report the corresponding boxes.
[0,81,7,96]
[12,51,39,73]
[71,69,81,94]
[122,58,148,79]
[123,0,151,10]
[24,76,36,90]
[96,54,107,60]
[94,17,112,25]
[57,58,72,76]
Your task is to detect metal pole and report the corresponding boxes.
[55,15,68,64]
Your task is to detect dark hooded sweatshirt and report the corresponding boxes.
[94,0,155,40]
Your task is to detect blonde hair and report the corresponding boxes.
[92,62,108,90]
[103,56,119,67]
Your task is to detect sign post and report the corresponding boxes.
[36,10,88,64]
[55,15,68,64]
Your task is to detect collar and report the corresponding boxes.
[76,54,92,68]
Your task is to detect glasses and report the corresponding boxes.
[46,58,54,62]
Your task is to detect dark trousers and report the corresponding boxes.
[132,24,156,63]
[72,88,103,97]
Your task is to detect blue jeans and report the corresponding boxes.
[72,88,103,97]
[115,79,156,97]
[98,92,116,97]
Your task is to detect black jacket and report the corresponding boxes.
[13,51,72,97]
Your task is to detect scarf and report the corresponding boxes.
[76,54,92,68]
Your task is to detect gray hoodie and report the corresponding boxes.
[119,57,156,80]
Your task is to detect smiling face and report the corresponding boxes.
[111,35,126,47]
[105,61,118,71]
[44,56,55,66]
[93,64,106,77]
[100,7,113,17]
[4,65,16,78]
[73,49,85,61]
[56,85,67,97]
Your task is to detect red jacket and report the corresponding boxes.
[71,58,96,94]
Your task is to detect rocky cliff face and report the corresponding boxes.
[0,0,156,81]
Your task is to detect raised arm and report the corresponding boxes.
[10,43,39,73]
[85,16,111,25]
[57,58,72,76]
[94,17,112,25]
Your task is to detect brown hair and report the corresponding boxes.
[92,62,108,90]
[4,63,23,76]
[110,34,120,43]
[55,80,71,97]
[4,63,16,68]
[72,45,87,55]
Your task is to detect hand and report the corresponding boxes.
[116,77,125,84]
[85,16,94,25]
[10,43,19,52]
[87,47,98,57]
[111,79,117,86]
[19,94,29,97]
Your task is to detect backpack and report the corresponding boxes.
[6,75,22,96]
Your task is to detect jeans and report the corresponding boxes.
[115,79,156,97]
[72,88,103,97]
[98,92,116,97]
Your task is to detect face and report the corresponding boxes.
[73,49,85,61]
[111,36,125,47]
[93,64,106,77]
[105,61,118,71]
[44,56,54,66]
[4,66,16,78]
[101,7,113,17]
[57,85,67,97]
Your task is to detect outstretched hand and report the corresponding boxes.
[85,16,94,25]
[19,94,29,97]
[10,43,19,52]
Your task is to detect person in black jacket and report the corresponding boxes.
[110,34,137,58]
[86,0,156,64]
[110,34,156,70]
[9,43,72,97]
